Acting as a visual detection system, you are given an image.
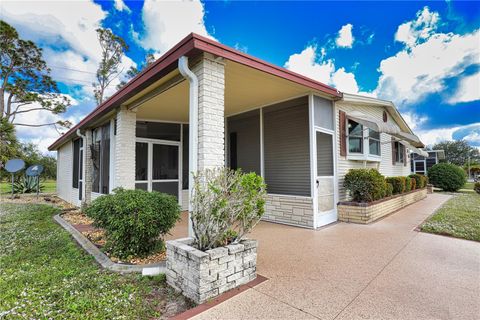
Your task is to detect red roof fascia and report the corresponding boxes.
[49,33,341,150]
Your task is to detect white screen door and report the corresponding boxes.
[316,130,336,226]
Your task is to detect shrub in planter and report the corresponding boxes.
[428,163,466,192]
[420,175,428,188]
[191,168,267,251]
[344,168,386,202]
[85,188,180,258]
[410,177,416,190]
[385,183,393,197]
[409,174,424,189]
[386,177,405,195]
[474,182,480,194]
[405,177,412,192]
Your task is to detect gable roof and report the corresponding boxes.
[48,33,341,150]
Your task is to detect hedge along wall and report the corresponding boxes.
[338,188,427,224]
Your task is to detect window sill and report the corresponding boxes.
[347,154,381,162]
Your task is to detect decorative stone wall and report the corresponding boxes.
[338,188,427,224]
[263,194,314,228]
[192,53,226,170]
[166,237,257,304]
[114,107,136,189]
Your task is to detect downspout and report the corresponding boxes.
[178,56,198,237]
[76,129,86,205]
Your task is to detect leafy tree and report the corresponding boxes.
[116,53,156,90]
[93,28,128,105]
[0,117,19,169]
[0,20,71,131]
[20,142,57,179]
[432,140,480,166]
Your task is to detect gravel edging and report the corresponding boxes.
[54,214,166,275]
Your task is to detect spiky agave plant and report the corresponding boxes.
[13,175,44,194]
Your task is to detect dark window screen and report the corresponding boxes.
[182,125,189,190]
[152,144,178,180]
[136,142,148,181]
[136,122,180,141]
[72,139,80,188]
[229,132,238,170]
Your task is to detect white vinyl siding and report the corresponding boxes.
[335,103,411,201]
[56,141,73,204]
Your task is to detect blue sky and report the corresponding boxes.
[1,0,479,152]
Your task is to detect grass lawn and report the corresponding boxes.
[463,182,474,190]
[0,179,56,194]
[0,203,192,319]
[421,193,480,242]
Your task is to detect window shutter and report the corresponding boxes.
[391,138,396,165]
[403,145,407,166]
[339,110,347,157]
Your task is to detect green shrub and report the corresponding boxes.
[85,188,180,259]
[13,175,44,194]
[344,169,386,202]
[474,182,480,195]
[420,175,428,188]
[409,174,424,189]
[191,168,267,251]
[405,177,412,191]
[385,183,393,197]
[386,177,405,194]
[410,177,417,190]
[428,163,467,192]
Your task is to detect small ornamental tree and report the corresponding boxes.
[428,163,467,192]
[190,168,267,251]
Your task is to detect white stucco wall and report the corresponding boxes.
[335,102,412,201]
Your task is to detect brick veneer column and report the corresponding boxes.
[114,106,136,189]
[192,53,226,170]
[83,129,93,207]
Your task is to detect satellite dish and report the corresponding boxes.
[5,159,25,173]
[26,164,44,177]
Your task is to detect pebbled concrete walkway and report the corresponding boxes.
[192,193,480,320]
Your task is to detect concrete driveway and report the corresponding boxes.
[192,193,480,319]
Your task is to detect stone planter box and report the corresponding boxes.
[166,237,257,304]
[338,188,427,224]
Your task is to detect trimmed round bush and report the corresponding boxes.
[409,174,424,189]
[405,177,412,191]
[410,177,416,190]
[344,168,386,202]
[427,163,467,192]
[386,177,405,194]
[385,183,393,197]
[85,188,181,259]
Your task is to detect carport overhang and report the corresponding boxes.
[48,33,341,151]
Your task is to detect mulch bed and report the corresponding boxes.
[62,209,167,265]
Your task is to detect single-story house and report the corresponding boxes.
[49,33,426,229]
[411,149,445,175]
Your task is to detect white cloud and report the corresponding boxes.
[448,72,480,104]
[114,0,131,13]
[375,7,480,106]
[138,0,215,54]
[395,7,440,48]
[414,122,480,147]
[402,112,428,131]
[336,24,354,48]
[284,45,365,94]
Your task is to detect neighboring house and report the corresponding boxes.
[49,33,426,229]
[410,150,445,175]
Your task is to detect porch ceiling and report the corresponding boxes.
[131,60,314,122]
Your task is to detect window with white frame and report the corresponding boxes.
[91,123,110,194]
[348,119,363,154]
[368,129,381,156]
[347,119,381,157]
[394,141,405,163]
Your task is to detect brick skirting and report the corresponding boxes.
[338,188,427,224]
